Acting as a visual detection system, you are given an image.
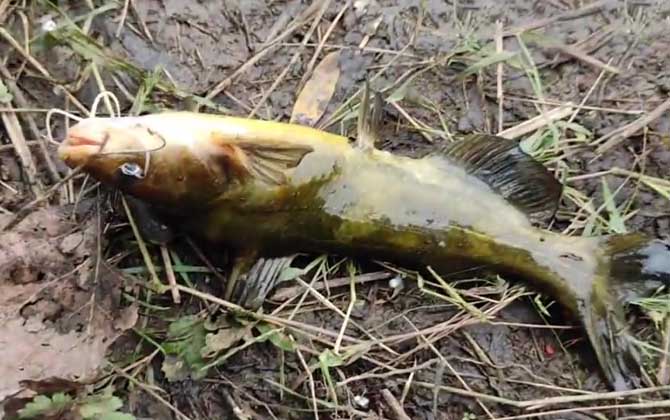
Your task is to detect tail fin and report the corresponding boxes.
[579,234,670,390]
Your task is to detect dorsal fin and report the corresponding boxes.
[438,134,562,223]
[355,80,383,151]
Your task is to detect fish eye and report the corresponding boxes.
[119,162,144,179]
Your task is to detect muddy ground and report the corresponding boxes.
[1,0,670,419]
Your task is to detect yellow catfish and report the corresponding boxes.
[57,91,670,391]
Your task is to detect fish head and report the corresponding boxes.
[58,116,226,208]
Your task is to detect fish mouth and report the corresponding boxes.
[65,134,104,147]
[58,134,105,167]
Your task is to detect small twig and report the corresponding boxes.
[0,0,12,22]
[0,27,51,81]
[406,315,494,418]
[413,380,524,408]
[0,29,88,114]
[390,101,434,143]
[337,358,438,387]
[297,0,351,92]
[657,316,670,385]
[0,65,61,185]
[272,271,391,301]
[497,400,670,419]
[115,0,131,37]
[381,389,411,420]
[221,389,252,420]
[546,42,620,74]
[334,269,357,354]
[176,284,363,345]
[495,94,643,115]
[160,245,180,304]
[128,0,153,43]
[566,60,610,127]
[521,385,670,410]
[108,363,192,420]
[0,110,42,195]
[595,96,670,154]
[120,195,162,288]
[185,236,228,284]
[399,360,417,406]
[295,347,319,420]
[501,0,614,38]
[495,19,504,134]
[294,277,397,355]
[204,1,323,104]
[1,165,83,231]
[498,103,574,139]
[247,0,331,118]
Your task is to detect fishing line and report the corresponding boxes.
[46,90,167,177]
[90,91,121,118]
[91,126,167,178]
[45,90,117,146]
[45,108,83,146]
[85,90,165,177]
[93,130,167,155]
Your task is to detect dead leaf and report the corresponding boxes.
[290,51,341,127]
[201,324,253,358]
[0,207,137,402]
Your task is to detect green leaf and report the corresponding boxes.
[162,315,208,381]
[161,355,189,381]
[79,395,123,418]
[255,323,296,352]
[318,349,344,402]
[601,179,627,234]
[459,51,519,78]
[532,294,553,318]
[0,81,13,103]
[130,66,163,116]
[277,266,306,283]
[98,413,137,420]
[319,349,345,368]
[19,393,72,418]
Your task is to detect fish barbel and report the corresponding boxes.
[57,95,670,391]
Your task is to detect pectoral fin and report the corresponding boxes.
[437,134,563,224]
[122,195,175,245]
[211,139,313,186]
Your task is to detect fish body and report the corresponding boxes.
[58,110,670,391]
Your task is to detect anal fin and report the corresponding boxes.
[438,134,563,224]
[234,255,300,309]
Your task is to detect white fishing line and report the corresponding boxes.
[46,91,122,145]
[47,90,165,177]
[90,90,121,118]
[45,108,83,146]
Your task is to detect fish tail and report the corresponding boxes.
[572,233,670,390]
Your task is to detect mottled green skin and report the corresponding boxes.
[60,112,670,390]
[172,143,663,390]
[179,144,604,316]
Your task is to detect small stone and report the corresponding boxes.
[389,276,404,289]
[41,19,57,32]
[58,232,84,255]
[353,395,369,409]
